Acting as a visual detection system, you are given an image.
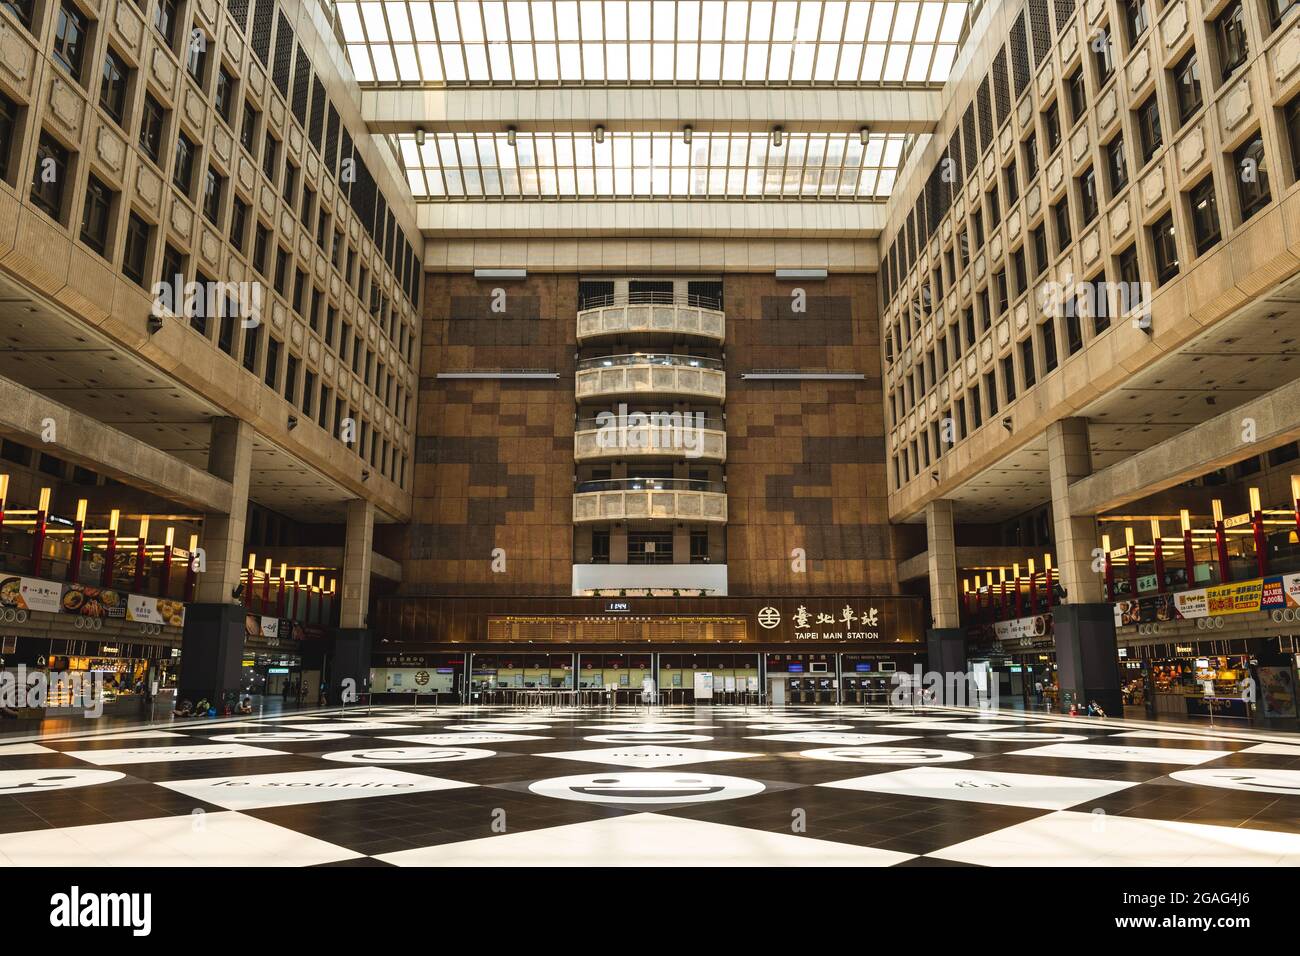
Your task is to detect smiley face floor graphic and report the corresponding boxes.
[529,772,765,804]
[4,702,1300,866]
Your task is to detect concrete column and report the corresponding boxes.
[1046,418,1121,714]
[340,498,375,629]
[673,523,689,564]
[181,417,252,704]
[1046,418,1103,604]
[924,499,966,699]
[925,499,960,629]
[195,417,253,604]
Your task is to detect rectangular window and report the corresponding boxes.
[1043,101,1061,152]
[1216,1,1248,82]
[283,354,299,403]
[1106,136,1129,196]
[253,223,270,275]
[1067,69,1087,125]
[1269,0,1297,29]
[158,242,184,314]
[1053,199,1072,252]
[264,336,280,389]
[1287,96,1300,180]
[30,132,69,221]
[229,197,249,251]
[261,133,278,182]
[1023,131,1039,180]
[186,28,208,86]
[1116,243,1144,315]
[1021,337,1036,387]
[240,101,258,154]
[1093,24,1115,83]
[1173,50,1203,126]
[1150,211,1180,286]
[282,162,297,202]
[139,94,165,164]
[153,0,177,46]
[218,308,235,355]
[1136,95,1163,164]
[242,323,260,373]
[274,247,290,296]
[79,174,113,256]
[1188,175,1221,255]
[202,166,222,224]
[302,369,316,417]
[1079,166,1099,224]
[1001,355,1016,403]
[0,90,17,184]
[1012,247,1027,294]
[1041,317,1059,372]
[1122,0,1149,47]
[1032,224,1049,275]
[172,131,195,195]
[1236,134,1271,221]
[122,211,149,285]
[3,0,34,26]
[1065,308,1083,355]
[214,67,234,123]
[99,48,128,126]
[52,2,88,83]
[1005,157,1019,205]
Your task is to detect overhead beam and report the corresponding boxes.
[361,86,941,133]
[0,373,234,514]
[1068,375,1300,517]
[417,200,885,238]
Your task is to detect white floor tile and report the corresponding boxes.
[64,743,290,766]
[0,811,361,867]
[536,745,758,769]
[946,730,1090,742]
[374,812,914,867]
[1007,742,1232,765]
[820,765,1138,810]
[380,732,550,745]
[583,733,713,744]
[158,766,475,810]
[0,743,54,755]
[529,771,764,804]
[746,732,919,745]
[799,746,974,764]
[928,809,1300,866]
[1243,742,1300,756]
[1169,767,1300,795]
[0,769,125,795]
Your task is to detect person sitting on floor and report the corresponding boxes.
[173,699,193,718]
[236,696,254,715]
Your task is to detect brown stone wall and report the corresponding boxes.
[723,273,897,595]
[405,274,576,595]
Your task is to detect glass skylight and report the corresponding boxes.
[389,128,921,199]
[336,1,967,85]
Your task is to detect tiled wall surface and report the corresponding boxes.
[723,273,900,595]
[406,272,575,595]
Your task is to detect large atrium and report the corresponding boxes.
[0,0,1296,920]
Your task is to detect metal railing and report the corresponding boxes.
[575,477,725,494]
[576,352,723,371]
[578,291,723,311]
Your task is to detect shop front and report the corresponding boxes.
[371,594,926,705]
[1,635,178,714]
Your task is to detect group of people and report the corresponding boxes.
[173,696,255,718]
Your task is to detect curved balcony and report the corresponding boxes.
[574,416,726,463]
[577,293,725,344]
[572,477,728,524]
[575,353,726,403]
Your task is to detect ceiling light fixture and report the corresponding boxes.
[859,125,871,145]
[594,125,605,144]
[415,127,426,147]
[683,125,693,144]
[772,126,783,147]
[507,126,516,146]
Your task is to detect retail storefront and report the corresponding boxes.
[372,594,926,704]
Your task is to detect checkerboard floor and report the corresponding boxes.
[2,703,1299,866]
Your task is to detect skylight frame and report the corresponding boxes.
[336,1,969,86]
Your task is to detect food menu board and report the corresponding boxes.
[0,574,185,626]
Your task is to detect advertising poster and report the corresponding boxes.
[59,584,127,619]
[1206,579,1264,615]
[125,595,187,627]
[994,614,1052,641]
[0,576,63,613]
[1256,666,1298,719]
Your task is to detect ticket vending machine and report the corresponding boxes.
[842,675,860,704]
[817,677,834,703]
[787,676,805,704]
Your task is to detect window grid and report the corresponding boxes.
[391,128,919,199]
[337,0,968,85]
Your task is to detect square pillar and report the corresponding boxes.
[1046,418,1103,604]
[925,499,961,629]
[340,498,375,630]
